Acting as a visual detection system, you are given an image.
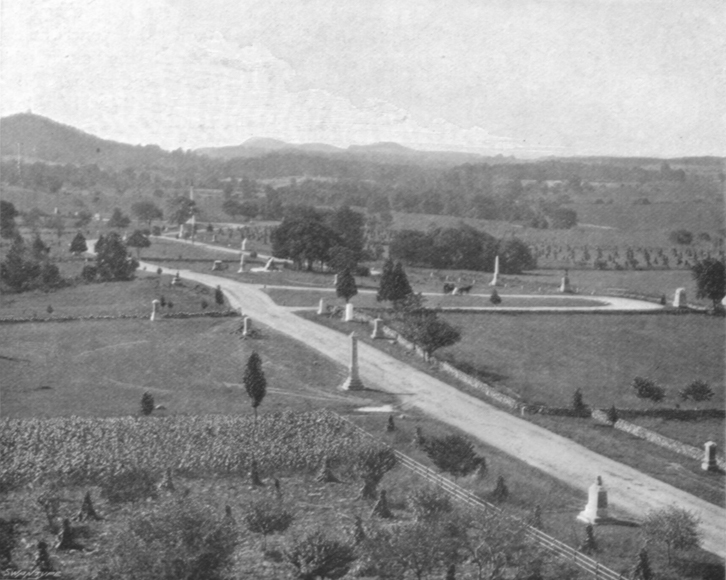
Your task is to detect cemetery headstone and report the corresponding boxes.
[371,318,385,339]
[344,303,354,322]
[702,441,717,471]
[340,333,364,391]
[150,299,160,321]
[317,298,325,315]
[673,287,687,308]
[577,476,609,524]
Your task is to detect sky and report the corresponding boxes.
[1,0,724,157]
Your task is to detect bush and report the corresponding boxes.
[490,289,502,304]
[669,229,693,245]
[140,392,155,416]
[109,497,238,580]
[642,506,702,565]
[407,487,453,521]
[81,264,98,282]
[422,434,483,478]
[355,447,397,500]
[354,264,371,277]
[284,530,357,580]
[572,388,586,413]
[244,499,294,550]
[631,377,665,403]
[100,469,158,504]
[679,380,714,402]
[606,405,619,424]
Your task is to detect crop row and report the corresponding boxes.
[0,411,380,490]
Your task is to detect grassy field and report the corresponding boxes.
[299,311,726,508]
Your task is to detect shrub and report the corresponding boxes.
[355,447,397,500]
[244,499,294,550]
[572,388,586,413]
[109,497,238,580]
[679,380,714,402]
[407,487,453,521]
[284,530,356,580]
[422,434,483,478]
[81,264,97,282]
[632,376,665,403]
[490,289,502,304]
[669,229,693,245]
[140,392,155,416]
[606,405,619,424]
[214,285,225,306]
[100,469,158,504]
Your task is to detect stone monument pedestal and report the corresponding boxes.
[344,303,354,322]
[371,318,385,339]
[317,299,325,315]
[150,299,160,321]
[673,288,687,308]
[702,441,718,471]
[577,476,610,525]
[559,270,572,293]
[489,255,500,287]
[340,333,364,391]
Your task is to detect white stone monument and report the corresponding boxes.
[673,288,687,308]
[702,441,718,471]
[489,255,500,286]
[172,271,181,286]
[317,299,325,315]
[371,318,385,339]
[344,303,354,322]
[150,299,160,321]
[577,476,609,524]
[212,260,223,271]
[340,333,364,391]
[560,269,572,293]
[242,238,248,252]
[242,316,252,337]
[238,253,246,273]
[333,274,339,286]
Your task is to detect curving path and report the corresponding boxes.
[139,258,724,557]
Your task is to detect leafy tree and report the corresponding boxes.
[243,352,267,425]
[271,214,342,271]
[679,380,714,402]
[335,268,357,303]
[0,200,18,239]
[130,200,163,225]
[284,530,357,580]
[422,434,483,478]
[126,230,151,258]
[631,548,653,580]
[641,506,702,564]
[407,487,453,522]
[326,206,365,258]
[631,377,665,403]
[69,232,88,256]
[244,499,294,551]
[547,207,578,229]
[328,246,358,273]
[95,232,138,281]
[691,258,725,309]
[401,311,461,360]
[107,207,131,228]
[109,497,238,580]
[355,447,397,500]
[498,238,536,274]
[167,196,196,225]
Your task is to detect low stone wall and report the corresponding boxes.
[0,310,239,324]
[592,409,726,470]
[615,408,725,420]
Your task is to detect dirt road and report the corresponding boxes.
[137,260,725,557]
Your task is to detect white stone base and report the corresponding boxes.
[340,374,365,391]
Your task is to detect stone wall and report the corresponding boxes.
[592,409,726,470]
[0,310,239,324]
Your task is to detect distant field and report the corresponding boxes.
[0,316,351,418]
[433,312,724,447]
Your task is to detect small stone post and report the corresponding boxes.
[172,271,181,286]
[317,298,325,315]
[238,253,246,273]
[242,316,252,337]
[371,318,385,339]
[673,288,687,308]
[577,476,609,524]
[241,238,248,251]
[344,303,354,322]
[333,273,339,286]
[150,299,160,321]
[702,441,717,471]
[340,333,364,391]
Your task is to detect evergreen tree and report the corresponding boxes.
[0,200,18,239]
[31,233,50,261]
[390,261,413,303]
[243,352,267,425]
[95,232,138,281]
[336,268,358,303]
[215,285,225,306]
[140,392,155,416]
[376,259,395,302]
[691,258,725,309]
[1,235,40,292]
[69,232,88,255]
[107,207,131,228]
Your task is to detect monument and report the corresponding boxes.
[577,476,609,524]
[344,303,354,322]
[673,288,686,308]
[237,253,246,273]
[559,269,572,293]
[317,299,325,315]
[371,318,385,339]
[489,255,500,286]
[702,441,718,471]
[150,299,160,321]
[340,333,364,391]
[242,316,252,337]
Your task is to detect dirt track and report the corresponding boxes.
[142,260,725,558]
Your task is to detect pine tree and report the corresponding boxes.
[215,285,225,306]
[140,392,155,416]
[376,259,395,302]
[244,352,267,425]
[126,230,151,258]
[390,261,413,303]
[95,232,138,281]
[336,268,358,303]
[69,232,88,255]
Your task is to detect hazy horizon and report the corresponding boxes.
[1,0,724,158]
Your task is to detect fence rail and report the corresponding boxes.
[339,414,629,580]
